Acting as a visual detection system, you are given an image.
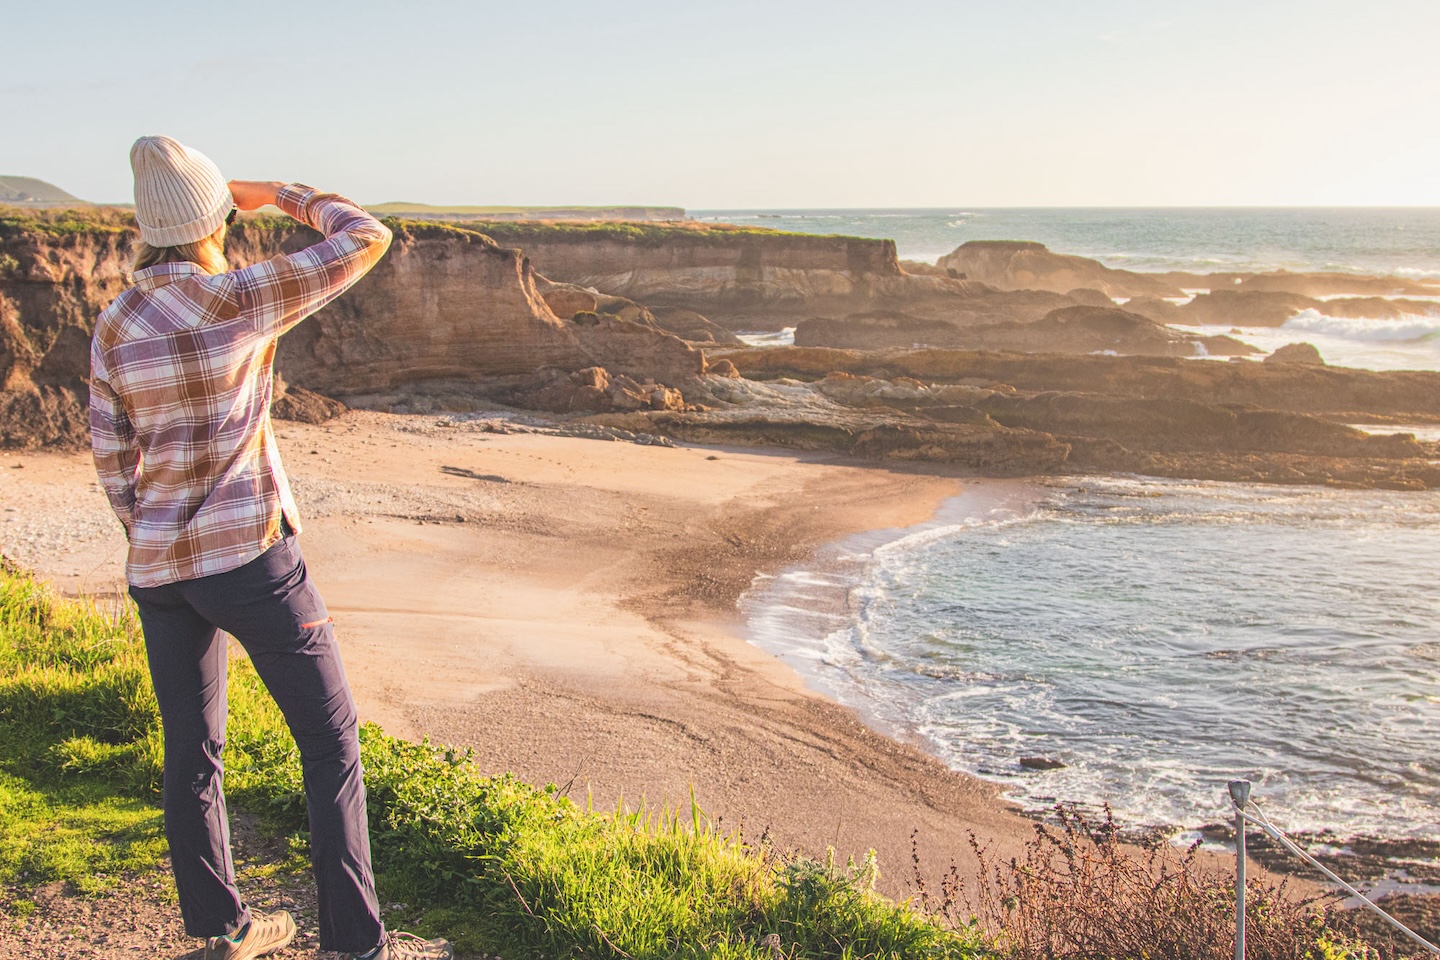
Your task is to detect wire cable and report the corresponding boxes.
[1234,798,1439,956]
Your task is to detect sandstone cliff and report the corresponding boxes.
[0,209,710,447]
[0,209,132,446]
[457,222,1080,331]
[464,221,904,326]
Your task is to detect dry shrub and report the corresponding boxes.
[911,805,1383,960]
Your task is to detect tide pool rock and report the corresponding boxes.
[1265,342,1325,365]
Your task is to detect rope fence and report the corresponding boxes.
[1227,779,1439,959]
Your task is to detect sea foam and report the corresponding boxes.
[1283,309,1440,342]
[743,478,1440,843]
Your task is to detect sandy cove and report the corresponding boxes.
[0,409,1038,898]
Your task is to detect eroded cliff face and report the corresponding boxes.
[0,214,708,447]
[467,223,1084,330]
[466,225,905,326]
[0,218,131,445]
[228,220,707,392]
[229,221,584,390]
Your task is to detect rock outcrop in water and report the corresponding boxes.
[936,241,1185,299]
[938,241,1440,307]
[690,346,1440,488]
[1265,343,1325,366]
[1237,270,1440,298]
[795,305,1259,358]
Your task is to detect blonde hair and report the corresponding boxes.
[131,223,228,277]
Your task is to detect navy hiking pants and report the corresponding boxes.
[128,533,383,954]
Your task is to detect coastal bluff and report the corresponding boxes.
[3,206,1438,489]
[465,221,913,326]
[0,211,710,448]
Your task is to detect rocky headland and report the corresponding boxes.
[3,207,1439,489]
[937,238,1440,301]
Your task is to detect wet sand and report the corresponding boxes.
[0,409,1038,897]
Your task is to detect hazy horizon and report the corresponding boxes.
[6,0,1438,208]
[10,192,1440,212]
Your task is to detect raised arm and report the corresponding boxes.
[226,180,393,338]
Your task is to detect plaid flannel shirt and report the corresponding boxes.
[90,184,392,587]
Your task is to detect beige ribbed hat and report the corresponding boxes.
[130,136,232,247]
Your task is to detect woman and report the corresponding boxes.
[90,135,452,960]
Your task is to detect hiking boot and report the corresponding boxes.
[204,910,297,960]
[350,930,455,960]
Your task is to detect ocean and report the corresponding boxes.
[705,207,1440,372]
[694,207,1440,278]
[724,208,1440,847]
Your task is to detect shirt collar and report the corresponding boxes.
[133,261,210,291]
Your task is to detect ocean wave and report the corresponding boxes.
[1314,293,1440,303]
[1073,251,1440,278]
[743,476,1440,841]
[1102,252,1241,267]
[870,511,1034,560]
[1284,310,1440,342]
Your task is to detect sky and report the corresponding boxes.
[4,0,1439,208]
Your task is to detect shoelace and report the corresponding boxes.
[386,931,447,956]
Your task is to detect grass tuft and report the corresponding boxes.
[463,219,854,247]
[0,204,135,237]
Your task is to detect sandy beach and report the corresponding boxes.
[0,409,1040,899]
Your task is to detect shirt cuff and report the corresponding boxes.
[276,183,320,225]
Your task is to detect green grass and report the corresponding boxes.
[0,203,866,251]
[0,563,988,958]
[0,204,134,237]
[377,219,502,245]
[462,219,854,247]
[367,202,687,219]
[0,771,166,893]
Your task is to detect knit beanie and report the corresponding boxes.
[130,136,232,247]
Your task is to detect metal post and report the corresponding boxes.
[1229,780,1252,960]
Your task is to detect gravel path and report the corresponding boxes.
[2,814,342,960]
